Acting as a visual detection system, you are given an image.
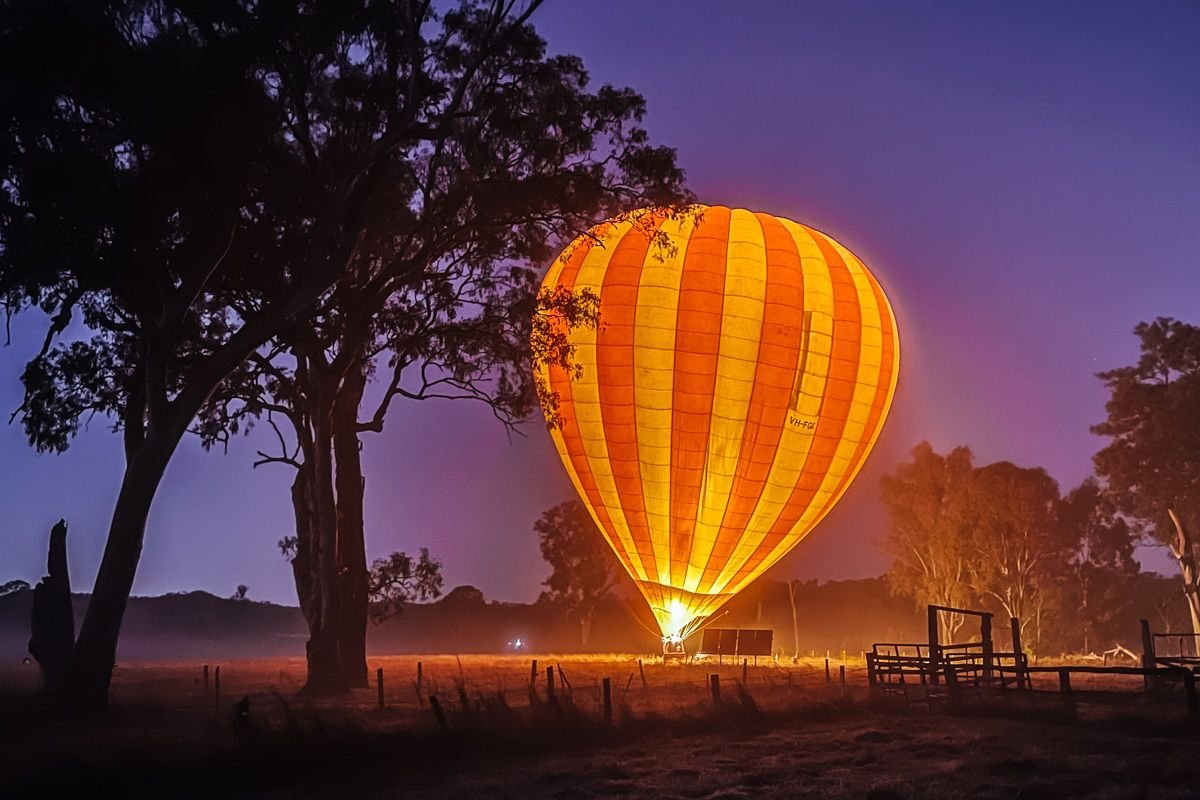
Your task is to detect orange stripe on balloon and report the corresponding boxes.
[731,229,864,584]
[597,217,666,583]
[699,213,805,593]
[811,254,897,519]
[667,206,731,583]
[545,237,636,575]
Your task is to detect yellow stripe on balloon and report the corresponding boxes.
[726,233,884,597]
[566,220,651,582]
[706,220,834,594]
[684,209,767,593]
[632,214,693,587]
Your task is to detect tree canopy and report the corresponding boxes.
[535,499,628,647]
[881,442,1140,651]
[1093,316,1200,632]
[0,0,684,708]
[1093,317,1200,542]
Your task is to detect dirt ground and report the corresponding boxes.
[3,655,1199,798]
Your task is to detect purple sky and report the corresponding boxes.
[2,0,1198,604]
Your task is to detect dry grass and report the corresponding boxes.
[2,654,1197,798]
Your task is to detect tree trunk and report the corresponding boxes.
[1167,508,1200,635]
[54,436,174,711]
[579,608,593,649]
[333,368,368,688]
[303,400,347,696]
[290,467,319,634]
[788,581,800,659]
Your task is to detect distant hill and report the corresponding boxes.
[0,589,309,661]
[0,578,928,662]
[2,572,1187,663]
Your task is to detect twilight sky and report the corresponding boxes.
[2,0,1198,604]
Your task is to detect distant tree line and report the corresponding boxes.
[881,317,1200,653]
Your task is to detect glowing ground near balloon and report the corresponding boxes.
[536,205,900,638]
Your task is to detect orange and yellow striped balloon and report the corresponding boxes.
[536,206,900,638]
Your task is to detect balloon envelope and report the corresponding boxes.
[536,206,900,637]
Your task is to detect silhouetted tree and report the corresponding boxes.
[1093,317,1200,632]
[0,580,30,597]
[367,548,443,623]
[1050,479,1137,653]
[535,500,627,648]
[231,585,250,602]
[880,443,976,642]
[0,0,682,707]
[192,4,687,691]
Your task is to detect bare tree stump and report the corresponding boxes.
[28,519,74,694]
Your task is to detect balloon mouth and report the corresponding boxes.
[642,584,733,640]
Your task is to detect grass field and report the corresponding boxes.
[3,654,1198,798]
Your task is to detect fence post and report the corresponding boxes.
[865,653,876,687]
[742,658,748,684]
[943,662,961,709]
[602,677,613,724]
[530,658,538,687]
[1140,619,1158,695]
[1010,617,1026,691]
[203,664,209,696]
[824,658,830,683]
[638,658,647,688]
[1182,670,1198,715]
[214,665,221,713]
[980,614,994,683]
[839,664,846,692]
[710,673,721,704]
[546,665,556,704]
[1058,669,1076,718]
[377,667,385,710]
[417,661,423,691]
[927,605,941,685]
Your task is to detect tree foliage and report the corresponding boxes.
[1093,317,1200,632]
[965,461,1063,643]
[1093,317,1200,542]
[879,442,975,641]
[882,442,1140,651]
[0,580,30,597]
[535,499,627,646]
[366,548,443,623]
[0,0,684,708]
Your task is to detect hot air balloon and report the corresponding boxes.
[535,205,899,645]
